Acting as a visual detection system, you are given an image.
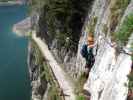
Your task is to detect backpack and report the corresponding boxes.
[86,48,95,68]
[80,44,88,58]
[87,48,94,62]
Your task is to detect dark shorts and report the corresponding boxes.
[85,58,95,69]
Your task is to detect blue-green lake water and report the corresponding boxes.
[0,5,31,100]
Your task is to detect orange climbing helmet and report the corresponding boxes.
[88,34,94,46]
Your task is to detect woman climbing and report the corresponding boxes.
[80,33,95,77]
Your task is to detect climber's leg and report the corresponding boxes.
[84,68,89,78]
[83,61,90,78]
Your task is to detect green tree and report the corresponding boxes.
[30,0,94,51]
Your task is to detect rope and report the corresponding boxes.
[97,35,132,56]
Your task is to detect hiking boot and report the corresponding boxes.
[83,89,91,100]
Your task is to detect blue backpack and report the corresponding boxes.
[80,44,88,58]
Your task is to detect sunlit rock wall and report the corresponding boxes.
[76,0,133,100]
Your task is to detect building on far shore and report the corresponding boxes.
[16,0,27,4]
[0,0,27,5]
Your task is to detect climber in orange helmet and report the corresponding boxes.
[80,33,95,77]
[86,34,95,69]
[87,34,95,47]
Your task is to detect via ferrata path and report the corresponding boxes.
[32,32,76,100]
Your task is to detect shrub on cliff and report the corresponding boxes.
[114,13,133,46]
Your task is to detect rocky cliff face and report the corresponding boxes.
[34,0,94,79]
[28,40,63,100]
[28,0,133,100]
[77,0,133,100]
[28,41,48,100]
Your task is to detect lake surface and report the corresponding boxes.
[0,5,31,100]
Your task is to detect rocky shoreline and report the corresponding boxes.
[12,17,31,37]
[13,14,39,37]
